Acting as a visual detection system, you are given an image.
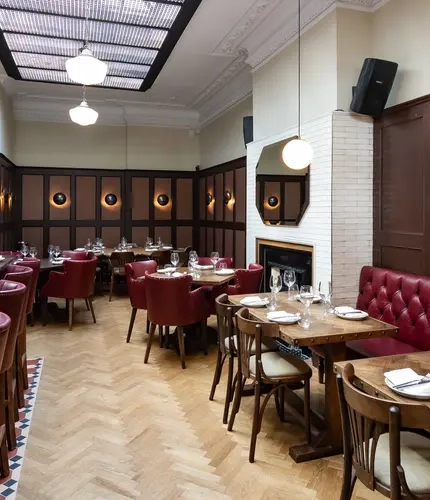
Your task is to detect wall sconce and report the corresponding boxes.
[224,190,232,205]
[157,194,169,206]
[53,192,67,205]
[205,193,213,205]
[105,193,118,206]
[268,196,279,208]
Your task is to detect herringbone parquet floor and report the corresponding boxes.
[19,296,383,500]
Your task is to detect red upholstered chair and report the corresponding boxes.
[4,265,33,409]
[41,257,97,331]
[0,312,10,477]
[227,264,263,296]
[22,257,41,325]
[144,274,210,369]
[62,250,90,260]
[125,260,157,343]
[0,280,27,451]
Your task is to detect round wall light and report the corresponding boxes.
[268,196,279,208]
[53,192,67,206]
[206,193,213,205]
[105,193,118,206]
[224,191,232,205]
[157,194,169,206]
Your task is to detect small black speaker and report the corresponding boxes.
[243,116,253,147]
[350,58,398,118]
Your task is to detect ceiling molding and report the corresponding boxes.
[189,48,249,108]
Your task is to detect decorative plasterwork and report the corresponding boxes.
[189,48,249,108]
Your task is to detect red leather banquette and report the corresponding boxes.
[348,266,430,358]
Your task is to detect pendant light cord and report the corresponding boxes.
[84,0,90,46]
[83,85,87,102]
[297,0,301,138]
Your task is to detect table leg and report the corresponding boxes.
[289,342,346,463]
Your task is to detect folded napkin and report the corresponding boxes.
[241,296,265,305]
[384,368,423,386]
[335,306,360,314]
[195,264,212,270]
[267,311,300,321]
[172,272,182,277]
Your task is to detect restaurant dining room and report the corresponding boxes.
[0,0,428,498]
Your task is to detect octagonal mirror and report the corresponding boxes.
[256,137,310,226]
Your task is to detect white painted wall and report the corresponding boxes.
[14,121,200,170]
[0,83,14,161]
[252,10,338,142]
[199,96,252,169]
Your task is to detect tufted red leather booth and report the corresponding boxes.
[227,264,263,296]
[62,250,91,260]
[125,260,157,343]
[41,257,97,330]
[144,274,210,368]
[348,266,430,358]
[0,280,26,451]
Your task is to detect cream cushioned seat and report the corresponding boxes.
[249,351,310,379]
[224,335,278,354]
[372,432,430,494]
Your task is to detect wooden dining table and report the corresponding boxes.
[229,292,399,462]
[101,247,172,258]
[151,267,235,286]
[334,352,430,415]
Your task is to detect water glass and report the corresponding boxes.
[189,250,198,268]
[164,264,173,277]
[29,246,37,258]
[54,246,61,259]
[48,244,54,262]
[299,285,313,329]
[266,293,278,312]
[288,283,299,301]
[171,251,179,268]
[21,244,29,258]
[269,274,282,308]
[157,237,162,248]
[284,268,296,292]
[210,251,219,272]
[146,237,153,248]
[319,282,334,316]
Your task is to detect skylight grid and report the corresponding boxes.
[4,33,159,65]
[0,0,182,29]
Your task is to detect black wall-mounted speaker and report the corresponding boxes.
[243,116,253,147]
[350,58,398,118]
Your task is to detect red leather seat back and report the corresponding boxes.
[0,312,10,373]
[0,280,27,372]
[4,264,33,322]
[63,257,98,298]
[125,260,157,310]
[62,251,90,260]
[357,266,430,351]
[228,264,263,296]
[22,258,41,314]
[197,257,233,268]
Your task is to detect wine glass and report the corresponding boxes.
[54,246,61,260]
[47,244,54,262]
[284,268,296,293]
[21,244,29,258]
[319,281,334,316]
[85,238,92,250]
[210,252,219,272]
[269,274,282,308]
[299,285,313,329]
[29,246,37,258]
[171,251,179,268]
[188,250,197,267]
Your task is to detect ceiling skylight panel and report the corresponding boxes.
[89,21,167,49]
[18,67,72,84]
[103,75,142,90]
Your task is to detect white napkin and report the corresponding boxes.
[241,296,264,305]
[267,311,300,321]
[195,264,212,270]
[335,306,360,314]
[172,272,182,277]
[385,368,423,386]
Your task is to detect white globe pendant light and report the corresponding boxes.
[282,0,313,171]
[66,47,107,85]
[69,88,98,126]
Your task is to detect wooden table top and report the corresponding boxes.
[151,267,235,286]
[229,292,398,347]
[334,352,430,408]
[101,247,173,258]
[39,259,64,271]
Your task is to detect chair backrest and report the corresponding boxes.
[198,257,234,268]
[4,264,33,320]
[176,246,191,267]
[62,257,98,298]
[235,307,279,379]
[151,250,171,267]
[22,257,41,313]
[0,312,10,375]
[125,260,158,310]
[232,264,263,295]
[357,266,430,350]
[62,250,90,260]
[336,363,430,494]
[0,280,27,372]
[109,251,135,268]
[145,273,194,326]
[215,294,242,354]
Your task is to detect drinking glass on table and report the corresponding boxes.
[299,285,313,329]
[29,246,37,258]
[319,281,334,316]
[284,268,296,300]
[218,261,227,271]
[47,244,54,262]
[188,251,198,269]
[164,264,174,277]
[21,244,29,258]
[269,273,282,308]
[170,251,179,268]
[210,252,219,272]
[157,237,162,248]
[54,246,61,260]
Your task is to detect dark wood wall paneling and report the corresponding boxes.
[16,168,197,254]
[198,157,247,268]
[0,155,14,251]
[374,93,430,275]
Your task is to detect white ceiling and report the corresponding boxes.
[4,0,390,127]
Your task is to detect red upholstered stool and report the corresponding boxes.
[125,260,157,343]
[0,280,27,451]
[0,312,10,477]
[4,265,33,410]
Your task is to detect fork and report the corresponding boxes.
[393,375,430,389]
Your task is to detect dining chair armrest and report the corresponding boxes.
[41,271,66,296]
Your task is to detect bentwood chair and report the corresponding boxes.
[197,257,234,315]
[0,312,10,477]
[227,264,263,296]
[22,257,41,326]
[337,363,430,500]
[210,294,277,424]
[0,280,27,451]
[108,251,135,301]
[230,308,312,463]
[125,260,157,343]
[144,274,210,369]
[41,257,97,330]
[4,265,33,409]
